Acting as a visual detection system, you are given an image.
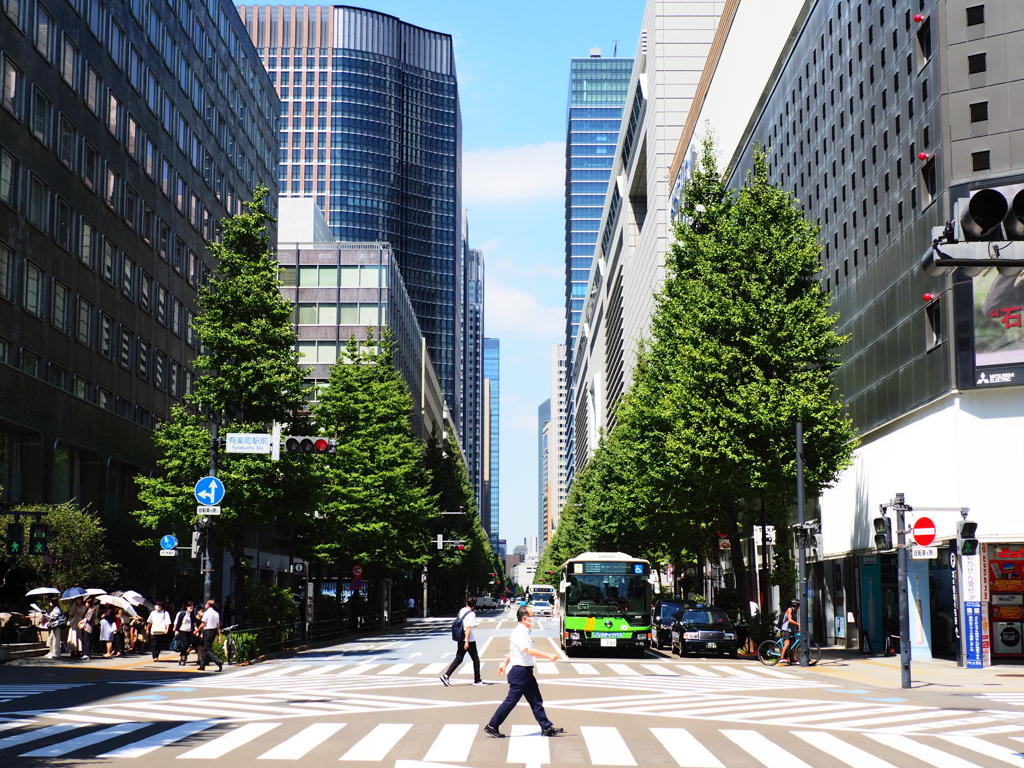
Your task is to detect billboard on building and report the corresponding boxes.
[974,269,1024,368]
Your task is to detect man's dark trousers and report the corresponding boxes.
[199,630,219,669]
[444,641,481,682]
[488,666,552,729]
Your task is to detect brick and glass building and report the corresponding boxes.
[0,0,278,511]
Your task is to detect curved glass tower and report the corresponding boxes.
[240,5,463,431]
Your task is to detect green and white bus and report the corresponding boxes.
[558,552,653,655]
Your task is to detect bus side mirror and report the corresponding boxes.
[559,581,570,592]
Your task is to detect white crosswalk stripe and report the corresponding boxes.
[99,721,220,758]
[178,722,280,759]
[0,684,89,703]
[868,733,987,767]
[508,724,550,765]
[650,727,723,767]
[257,722,345,760]
[339,723,410,761]
[21,722,149,757]
[423,723,477,763]
[580,725,636,766]
[723,729,815,768]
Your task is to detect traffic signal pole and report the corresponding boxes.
[205,422,217,604]
[796,422,810,668]
[894,493,912,690]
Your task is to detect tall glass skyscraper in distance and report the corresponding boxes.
[483,338,500,550]
[238,5,463,435]
[564,51,632,490]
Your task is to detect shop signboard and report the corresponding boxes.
[960,542,991,668]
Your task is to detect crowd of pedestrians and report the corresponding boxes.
[36,595,226,670]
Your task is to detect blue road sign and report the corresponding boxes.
[160,535,178,551]
[194,476,225,506]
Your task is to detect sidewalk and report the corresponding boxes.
[791,647,1024,693]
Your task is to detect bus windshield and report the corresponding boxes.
[564,572,649,615]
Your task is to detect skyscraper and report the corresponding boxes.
[537,398,551,552]
[563,50,632,490]
[462,226,485,513]
[0,0,278,509]
[238,5,463,437]
[483,337,500,549]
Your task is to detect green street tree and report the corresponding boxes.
[135,186,318,616]
[613,135,856,615]
[311,332,439,576]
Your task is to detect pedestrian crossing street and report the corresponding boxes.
[1,717,1024,765]
[0,684,89,703]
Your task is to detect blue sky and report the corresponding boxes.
[302,1,644,548]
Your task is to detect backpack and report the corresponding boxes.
[777,611,787,630]
[450,613,465,642]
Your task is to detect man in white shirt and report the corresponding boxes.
[197,600,223,672]
[146,602,172,660]
[440,597,483,686]
[484,605,563,738]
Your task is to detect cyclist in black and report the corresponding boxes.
[779,600,800,664]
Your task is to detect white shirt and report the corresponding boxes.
[508,623,535,668]
[458,606,477,631]
[201,608,220,630]
[147,610,171,634]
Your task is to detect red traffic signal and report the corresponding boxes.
[285,436,336,454]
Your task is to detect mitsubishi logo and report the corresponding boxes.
[977,371,989,385]
[604,620,614,629]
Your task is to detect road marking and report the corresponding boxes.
[545,637,568,659]
[842,710,948,728]
[868,733,986,767]
[0,720,34,733]
[178,723,281,759]
[536,662,559,675]
[21,722,148,757]
[100,721,220,758]
[722,730,814,768]
[747,667,794,679]
[710,666,760,678]
[580,725,636,766]
[257,723,346,760]
[675,665,717,677]
[938,735,1024,766]
[339,723,411,761]
[378,664,415,675]
[478,635,495,657]
[339,664,379,675]
[571,663,599,675]
[507,724,550,765]
[641,664,677,676]
[794,731,900,768]
[418,663,448,675]
[607,664,640,676]
[649,728,723,767]
[0,723,84,750]
[299,665,345,676]
[423,723,477,762]
[260,666,301,677]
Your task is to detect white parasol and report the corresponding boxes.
[98,595,139,617]
[25,587,60,597]
[85,588,107,596]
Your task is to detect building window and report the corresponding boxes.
[61,36,78,88]
[970,102,989,123]
[104,164,120,210]
[55,197,73,252]
[58,115,77,167]
[73,375,89,399]
[51,280,69,332]
[76,297,92,345]
[154,350,165,389]
[145,137,156,177]
[968,53,987,75]
[972,150,991,172]
[171,298,182,336]
[0,148,16,207]
[99,314,113,357]
[80,218,96,268]
[124,184,137,228]
[156,284,168,324]
[102,238,116,282]
[1,54,23,117]
[966,5,985,26]
[23,262,43,317]
[107,91,121,137]
[21,349,41,378]
[169,360,180,398]
[34,3,54,60]
[137,338,150,379]
[0,243,13,301]
[119,326,132,369]
[85,65,101,115]
[27,174,49,231]
[126,116,139,159]
[121,255,134,299]
[158,220,169,260]
[82,141,100,190]
[139,271,151,312]
[30,86,53,145]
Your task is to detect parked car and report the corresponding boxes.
[670,606,740,658]
[530,600,552,617]
[653,601,686,650]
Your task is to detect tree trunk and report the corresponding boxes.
[722,501,753,620]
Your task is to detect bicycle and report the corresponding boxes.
[757,631,821,666]
[220,624,240,665]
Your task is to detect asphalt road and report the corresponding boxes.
[2,608,1023,766]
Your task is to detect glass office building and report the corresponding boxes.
[238,5,463,434]
[564,52,632,487]
[483,337,499,549]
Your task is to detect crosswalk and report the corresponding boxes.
[2,718,1024,765]
[0,685,89,704]
[980,693,1024,708]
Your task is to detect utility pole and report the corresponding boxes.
[205,422,218,604]
[894,492,912,690]
[796,422,810,667]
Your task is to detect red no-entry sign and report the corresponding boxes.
[913,517,936,547]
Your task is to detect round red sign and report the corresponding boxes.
[352,564,364,577]
[913,516,936,547]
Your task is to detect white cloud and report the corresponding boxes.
[486,281,564,338]
[464,142,565,205]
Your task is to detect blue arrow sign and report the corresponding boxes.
[194,476,225,506]
[160,535,178,551]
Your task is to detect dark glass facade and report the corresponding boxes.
[239,5,463,434]
[484,337,499,549]
[564,54,631,488]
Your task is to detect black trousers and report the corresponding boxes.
[488,666,552,730]
[444,641,481,682]
[150,632,167,659]
[199,629,220,669]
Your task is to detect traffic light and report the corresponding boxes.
[873,515,893,551]
[957,519,980,557]
[923,187,1024,277]
[191,530,202,559]
[5,522,24,556]
[448,542,465,551]
[284,436,336,454]
[28,523,48,555]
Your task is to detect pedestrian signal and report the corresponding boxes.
[28,523,48,555]
[284,436,336,454]
[957,519,980,557]
[873,516,893,551]
[6,522,24,556]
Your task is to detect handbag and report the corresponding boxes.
[169,635,181,652]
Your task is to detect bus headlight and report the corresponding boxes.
[569,632,581,640]
[683,632,699,640]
